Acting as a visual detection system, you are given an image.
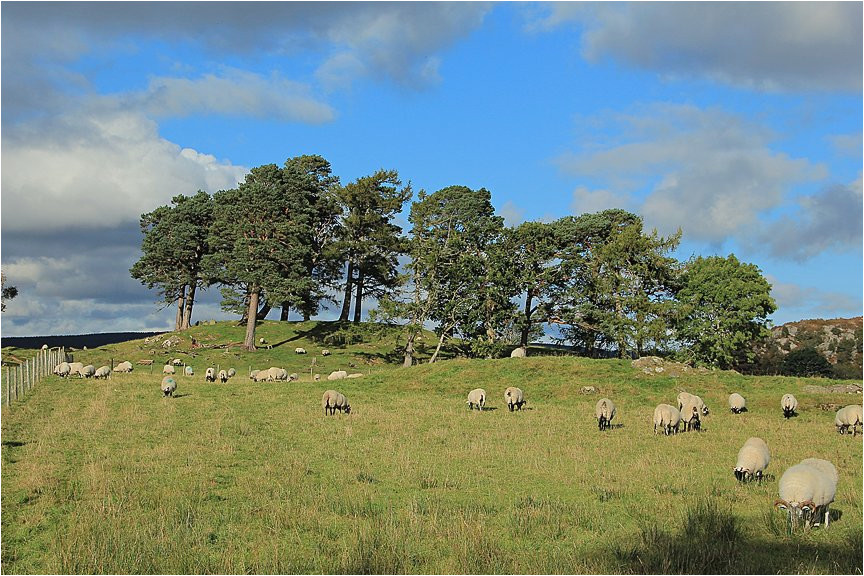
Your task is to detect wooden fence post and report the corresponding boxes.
[5,367,9,407]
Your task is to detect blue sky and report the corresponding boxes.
[1,1,861,337]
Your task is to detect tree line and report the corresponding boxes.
[131,154,776,370]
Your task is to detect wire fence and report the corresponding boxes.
[2,347,67,409]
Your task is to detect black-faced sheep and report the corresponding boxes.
[782,394,798,418]
[467,388,486,411]
[161,376,177,397]
[776,458,837,530]
[653,403,681,435]
[322,389,350,415]
[505,386,526,412]
[734,437,770,483]
[835,404,863,436]
[728,393,747,414]
[595,398,616,431]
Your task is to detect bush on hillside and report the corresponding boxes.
[782,347,833,378]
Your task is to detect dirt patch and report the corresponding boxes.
[802,383,862,395]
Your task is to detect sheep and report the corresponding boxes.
[218,369,228,383]
[112,361,133,373]
[510,346,527,358]
[77,364,96,378]
[835,404,863,436]
[184,366,194,377]
[54,362,71,377]
[253,370,271,382]
[205,367,216,382]
[288,373,298,382]
[161,376,177,397]
[163,364,176,375]
[314,374,321,381]
[68,362,85,377]
[94,365,111,379]
[227,368,236,378]
[466,388,486,411]
[580,386,596,394]
[653,404,681,435]
[347,373,363,379]
[734,437,770,483]
[595,398,616,431]
[505,386,526,412]
[322,389,351,415]
[268,367,288,381]
[680,397,703,432]
[781,394,798,418]
[321,349,331,356]
[172,358,183,366]
[728,393,747,414]
[677,392,709,417]
[776,458,838,530]
[327,370,348,381]
[259,337,267,345]
[249,370,260,380]
[295,347,307,354]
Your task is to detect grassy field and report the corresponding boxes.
[2,321,862,574]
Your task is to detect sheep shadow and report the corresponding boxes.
[2,440,26,448]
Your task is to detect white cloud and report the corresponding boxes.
[532,2,862,93]
[767,276,862,321]
[570,186,632,216]
[498,201,526,227]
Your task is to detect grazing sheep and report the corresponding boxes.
[113,361,133,373]
[782,394,798,418]
[734,437,770,483]
[268,367,288,381]
[184,366,194,377]
[322,389,351,415]
[510,346,527,358]
[227,368,236,378]
[466,388,486,411]
[163,364,175,375]
[327,370,348,381]
[835,404,863,436]
[314,374,321,381]
[288,373,298,382]
[729,393,747,414]
[776,458,838,530]
[653,404,681,436]
[505,387,526,412]
[205,367,216,382]
[79,365,96,378]
[68,362,85,377]
[94,365,111,379]
[595,398,616,431]
[295,347,307,354]
[54,362,71,377]
[259,337,266,345]
[321,349,331,356]
[253,370,271,382]
[161,376,177,397]
[218,369,228,383]
[677,392,709,417]
[680,397,703,432]
[249,370,259,380]
[172,358,183,366]
[580,386,596,394]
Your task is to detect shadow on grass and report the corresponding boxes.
[2,440,27,448]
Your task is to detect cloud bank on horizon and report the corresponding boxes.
[2,1,861,337]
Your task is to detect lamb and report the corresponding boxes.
[327,370,348,381]
[184,366,194,376]
[834,404,863,436]
[505,387,526,412]
[205,367,216,382]
[322,389,351,415]
[653,403,681,435]
[288,373,298,382]
[466,388,486,411]
[295,347,307,354]
[781,394,798,418]
[161,376,177,397]
[163,364,176,375]
[728,393,747,414]
[680,397,703,432]
[677,392,709,417]
[172,358,183,366]
[218,369,228,383]
[54,362,71,377]
[112,361,133,373]
[227,368,236,378]
[321,349,331,356]
[595,398,616,431]
[510,346,527,358]
[776,458,838,530]
[734,437,770,483]
[94,365,112,379]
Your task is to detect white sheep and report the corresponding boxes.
[653,403,681,435]
[327,370,348,381]
[288,373,298,381]
[680,397,703,432]
[205,367,216,382]
[218,369,228,383]
[776,458,838,530]
[505,387,525,412]
[68,362,85,377]
[595,398,616,431]
[322,389,351,415]
[184,366,194,377]
[54,362,71,377]
[112,361,133,373]
[728,393,747,414]
[253,370,271,382]
[163,364,176,375]
[249,369,259,380]
[781,394,798,419]
[295,347,307,354]
[268,367,287,381]
[227,368,236,378]
[734,437,770,483]
[466,388,486,411]
[172,358,183,366]
[161,376,177,397]
[321,349,331,356]
[834,404,863,436]
[79,365,96,378]
[510,346,527,358]
[677,392,709,417]
[94,365,111,379]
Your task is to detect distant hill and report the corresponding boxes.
[1,331,165,350]
[754,317,863,378]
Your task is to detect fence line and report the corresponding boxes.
[2,347,66,409]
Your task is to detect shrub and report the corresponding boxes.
[782,347,833,378]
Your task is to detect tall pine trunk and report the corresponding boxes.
[175,285,186,331]
[520,291,534,348]
[352,267,364,323]
[243,287,260,351]
[181,284,196,330]
[280,303,290,321]
[339,261,354,322]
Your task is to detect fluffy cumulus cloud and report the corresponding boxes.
[570,186,633,216]
[767,277,862,321]
[533,2,862,92]
[557,104,826,247]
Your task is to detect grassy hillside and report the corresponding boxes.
[2,321,862,574]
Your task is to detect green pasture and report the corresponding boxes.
[2,322,862,574]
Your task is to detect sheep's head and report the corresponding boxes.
[734,467,750,482]
[344,404,351,414]
[702,405,710,416]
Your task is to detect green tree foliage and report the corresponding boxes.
[334,169,411,323]
[130,191,214,330]
[1,270,18,313]
[782,347,834,377]
[204,164,318,350]
[675,254,777,369]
